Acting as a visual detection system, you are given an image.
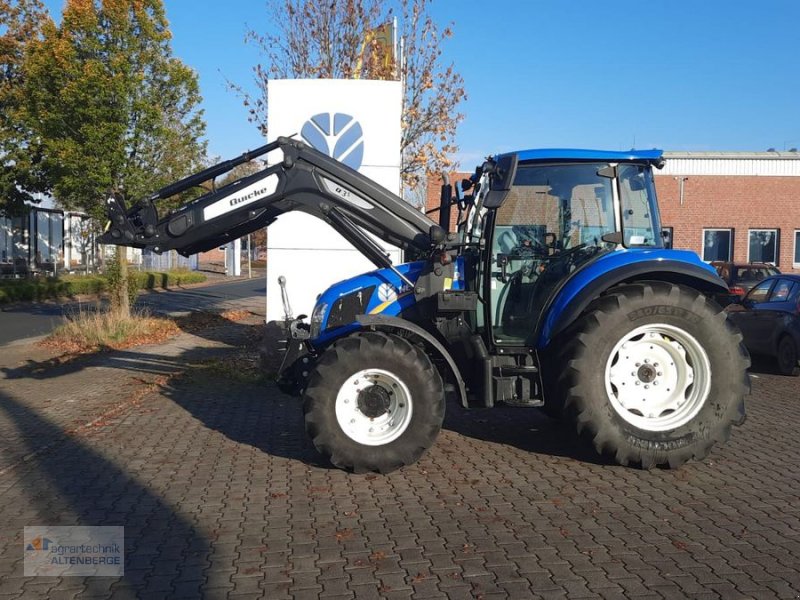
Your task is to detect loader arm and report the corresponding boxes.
[98,137,440,265]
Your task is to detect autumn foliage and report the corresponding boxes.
[235,0,466,194]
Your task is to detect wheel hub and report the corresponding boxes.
[334,369,413,446]
[605,324,711,431]
[357,385,391,418]
[637,364,657,383]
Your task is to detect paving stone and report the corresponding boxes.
[0,319,798,600]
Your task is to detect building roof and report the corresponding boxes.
[659,151,800,176]
[664,150,800,160]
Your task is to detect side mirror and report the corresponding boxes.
[483,154,519,208]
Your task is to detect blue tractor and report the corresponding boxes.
[101,137,749,473]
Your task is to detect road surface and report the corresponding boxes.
[0,278,266,346]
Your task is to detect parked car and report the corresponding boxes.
[725,274,800,376]
[711,261,780,306]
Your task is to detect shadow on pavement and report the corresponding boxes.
[0,389,211,597]
[0,316,259,382]
[158,373,333,471]
[442,400,615,466]
[156,365,612,470]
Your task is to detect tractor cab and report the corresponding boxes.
[457,149,666,350]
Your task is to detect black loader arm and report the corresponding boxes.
[99,137,440,264]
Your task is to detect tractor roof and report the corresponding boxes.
[503,148,664,165]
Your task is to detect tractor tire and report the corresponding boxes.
[776,335,800,377]
[556,282,749,469]
[303,331,445,473]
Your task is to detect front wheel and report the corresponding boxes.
[556,282,749,468]
[303,332,445,473]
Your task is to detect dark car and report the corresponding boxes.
[725,274,800,376]
[711,261,780,305]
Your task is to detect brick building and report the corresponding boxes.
[657,151,800,273]
[427,150,800,273]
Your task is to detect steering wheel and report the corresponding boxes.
[510,237,549,258]
[553,242,588,258]
[537,243,594,281]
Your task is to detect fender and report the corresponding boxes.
[356,314,469,407]
[537,249,727,348]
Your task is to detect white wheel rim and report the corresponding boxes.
[604,323,711,432]
[335,368,413,446]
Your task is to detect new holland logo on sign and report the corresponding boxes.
[301,113,364,170]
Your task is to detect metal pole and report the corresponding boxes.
[247,234,252,279]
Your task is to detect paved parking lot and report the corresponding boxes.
[0,326,798,599]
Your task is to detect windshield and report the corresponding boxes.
[493,162,617,252]
[619,164,662,247]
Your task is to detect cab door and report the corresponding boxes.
[485,162,616,347]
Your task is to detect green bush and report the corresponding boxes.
[0,269,207,304]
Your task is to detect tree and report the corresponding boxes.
[21,0,207,313]
[233,0,465,195]
[0,0,47,216]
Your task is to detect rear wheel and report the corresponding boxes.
[303,332,444,473]
[556,282,749,468]
[776,335,800,377]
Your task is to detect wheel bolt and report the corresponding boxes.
[635,362,640,367]
[350,419,355,424]
[644,358,650,364]
[635,381,640,386]
[657,371,663,376]
[653,381,658,386]
[644,385,649,389]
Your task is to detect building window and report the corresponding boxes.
[702,228,732,262]
[794,230,800,267]
[748,229,778,265]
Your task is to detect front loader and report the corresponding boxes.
[100,137,749,473]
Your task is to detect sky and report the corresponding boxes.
[42,0,800,170]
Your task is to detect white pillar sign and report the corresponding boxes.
[266,79,403,322]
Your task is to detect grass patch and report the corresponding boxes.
[41,307,180,354]
[40,307,254,356]
[0,269,207,305]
